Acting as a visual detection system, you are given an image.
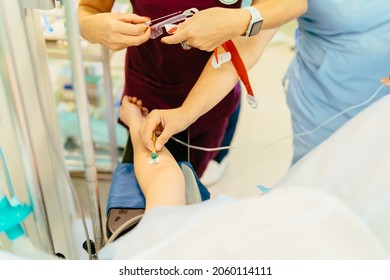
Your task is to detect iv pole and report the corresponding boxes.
[61,0,104,251]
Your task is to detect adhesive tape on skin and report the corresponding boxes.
[211,52,232,69]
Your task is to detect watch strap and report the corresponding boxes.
[242,6,263,37]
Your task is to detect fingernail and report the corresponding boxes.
[143,16,151,25]
[156,143,162,151]
[168,27,177,34]
[160,39,166,44]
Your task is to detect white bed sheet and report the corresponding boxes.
[98,94,390,260]
[276,94,390,251]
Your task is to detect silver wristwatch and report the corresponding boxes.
[242,6,263,37]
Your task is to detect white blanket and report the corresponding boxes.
[276,94,390,251]
[98,94,390,260]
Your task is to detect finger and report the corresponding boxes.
[102,26,149,50]
[135,98,142,108]
[113,12,150,24]
[160,27,189,45]
[115,27,151,47]
[116,21,150,36]
[141,107,149,117]
[141,111,163,151]
[155,129,172,152]
[122,96,131,104]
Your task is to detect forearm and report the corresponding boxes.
[130,127,186,210]
[78,0,114,41]
[78,0,114,18]
[182,28,279,125]
[212,0,306,40]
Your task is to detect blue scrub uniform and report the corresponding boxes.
[283,0,390,164]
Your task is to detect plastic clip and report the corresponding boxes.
[149,8,199,39]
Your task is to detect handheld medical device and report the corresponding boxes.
[148,8,198,39]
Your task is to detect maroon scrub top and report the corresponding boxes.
[123,0,242,176]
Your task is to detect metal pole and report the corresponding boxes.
[101,47,119,171]
[62,0,104,250]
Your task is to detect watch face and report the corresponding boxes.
[249,20,263,36]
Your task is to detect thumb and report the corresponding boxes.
[119,13,150,24]
[161,30,188,45]
[141,111,162,151]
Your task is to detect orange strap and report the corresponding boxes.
[221,40,254,98]
[213,40,257,108]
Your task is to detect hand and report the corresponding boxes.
[80,12,151,51]
[380,72,390,86]
[140,108,191,152]
[119,96,149,127]
[160,8,249,51]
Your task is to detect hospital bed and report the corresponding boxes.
[98,94,390,260]
[1,94,390,260]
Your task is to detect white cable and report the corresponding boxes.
[263,83,386,148]
[172,84,386,151]
[171,136,237,152]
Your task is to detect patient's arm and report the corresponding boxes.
[119,96,186,211]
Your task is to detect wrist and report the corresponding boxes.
[178,104,199,127]
[78,16,94,42]
[232,8,252,37]
[240,6,263,37]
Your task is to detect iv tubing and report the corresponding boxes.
[172,83,386,151]
[263,83,386,148]
[0,147,14,197]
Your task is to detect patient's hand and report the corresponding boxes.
[119,96,149,128]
